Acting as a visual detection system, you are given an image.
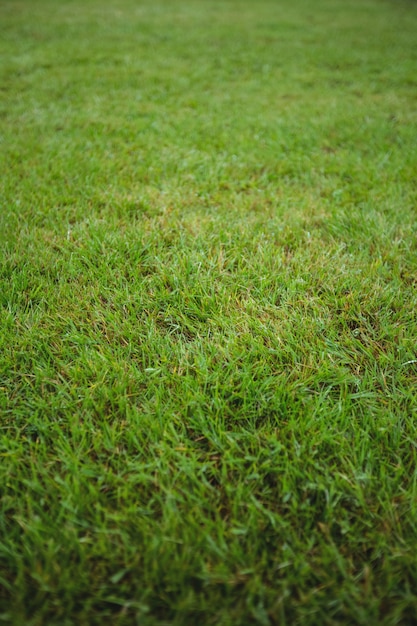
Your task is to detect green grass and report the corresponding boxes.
[1,0,417,623]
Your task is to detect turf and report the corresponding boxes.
[1,0,417,624]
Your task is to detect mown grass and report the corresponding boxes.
[1,0,417,624]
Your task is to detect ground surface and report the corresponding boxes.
[1,0,417,624]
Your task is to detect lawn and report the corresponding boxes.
[1,0,417,623]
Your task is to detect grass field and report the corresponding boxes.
[1,0,417,623]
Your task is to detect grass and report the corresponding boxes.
[1,0,417,623]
